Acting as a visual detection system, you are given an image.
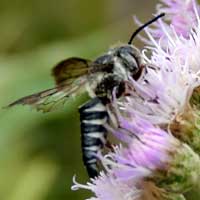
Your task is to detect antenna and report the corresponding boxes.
[128,13,165,45]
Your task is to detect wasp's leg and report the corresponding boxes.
[79,97,108,178]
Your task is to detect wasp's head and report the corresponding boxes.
[111,13,165,80]
[107,44,143,81]
[94,44,144,81]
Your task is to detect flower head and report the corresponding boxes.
[72,116,200,198]
[106,114,200,193]
[110,0,200,130]
[120,0,200,153]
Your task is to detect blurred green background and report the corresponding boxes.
[0,1,158,199]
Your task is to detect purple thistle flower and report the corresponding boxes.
[108,2,200,132]
[121,0,200,153]
[134,0,200,152]
[105,115,200,193]
[115,51,200,126]
[72,115,200,198]
[104,127,175,180]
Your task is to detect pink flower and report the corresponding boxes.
[123,0,200,127]
[104,116,179,181]
[72,115,200,197]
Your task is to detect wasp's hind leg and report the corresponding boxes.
[79,97,109,178]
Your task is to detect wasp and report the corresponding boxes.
[8,13,165,178]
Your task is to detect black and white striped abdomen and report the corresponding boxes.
[79,97,108,178]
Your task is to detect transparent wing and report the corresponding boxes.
[7,57,111,112]
[7,76,88,112]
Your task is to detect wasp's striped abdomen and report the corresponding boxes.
[79,97,108,178]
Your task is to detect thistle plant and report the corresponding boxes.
[72,0,200,199]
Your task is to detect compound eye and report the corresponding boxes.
[129,57,140,73]
[119,51,140,74]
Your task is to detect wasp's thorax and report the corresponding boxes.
[93,44,144,98]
